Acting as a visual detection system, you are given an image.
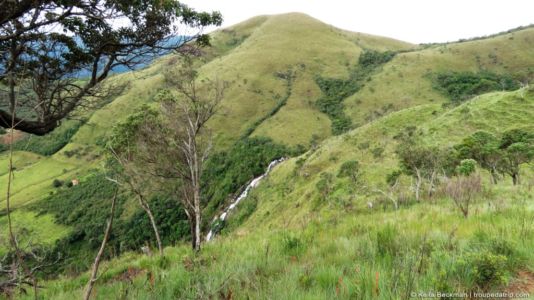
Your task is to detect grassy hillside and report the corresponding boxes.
[18,88,534,299]
[2,12,534,298]
[236,88,534,231]
[0,13,415,253]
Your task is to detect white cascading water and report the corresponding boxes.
[206,157,286,241]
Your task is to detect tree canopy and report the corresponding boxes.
[0,0,222,135]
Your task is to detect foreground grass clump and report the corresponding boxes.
[19,187,534,299]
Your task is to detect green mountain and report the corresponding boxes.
[1,13,534,299]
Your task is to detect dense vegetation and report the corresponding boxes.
[34,173,189,275]
[316,50,395,134]
[431,71,520,102]
[202,137,292,225]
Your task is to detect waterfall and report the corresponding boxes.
[206,157,286,241]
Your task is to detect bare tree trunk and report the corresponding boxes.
[512,172,520,185]
[194,189,202,252]
[83,188,119,300]
[138,196,163,256]
[192,146,202,252]
[415,169,422,201]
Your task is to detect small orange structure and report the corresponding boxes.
[71,179,79,186]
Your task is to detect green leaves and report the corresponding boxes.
[337,160,361,183]
[315,50,395,135]
[456,159,477,176]
[454,129,534,184]
[432,71,520,102]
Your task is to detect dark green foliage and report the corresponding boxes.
[0,121,82,155]
[201,137,290,223]
[456,129,534,185]
[337,160,361,183]
[386,170,402,186]
[432,71,519,102]
[52,179,64,188]
[456,159,477,176]
[1,0,223,135]
[35,173,188,275]
[455,131,501,182]
[315,77,358,135]
[499,128,534,149]
[358,50,396,68]
[315,50,396,135]
[500,142,534,185]
[468,252,508,288]
[119,195,189,250]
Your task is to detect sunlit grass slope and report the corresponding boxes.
[344,27,534,125]
[20,88,534,299]
[243,88,534,231]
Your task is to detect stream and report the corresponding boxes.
[206,157,287,241]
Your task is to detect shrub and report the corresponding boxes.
[337,160,361,183]
[468,252,508,288]
[52,179,64,188]
[432,71,519,102]
[456,159,477,176]
[36,173,189,275]
[358,50,396,68]
[386,170,402,186]
[442,174,482,218]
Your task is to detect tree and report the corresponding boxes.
[443,174,482,218]
[500,142,534,185]
[396,141,444,200]
[373,170,402,210]
[0,0,222,135]
[108,110,168,255]
[498,129,534,185]
[114,56,224,251]
[455,131,502,184]
[160,56,224,251]
[337,160,361,184]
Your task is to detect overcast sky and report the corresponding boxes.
[181,0,534,44]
